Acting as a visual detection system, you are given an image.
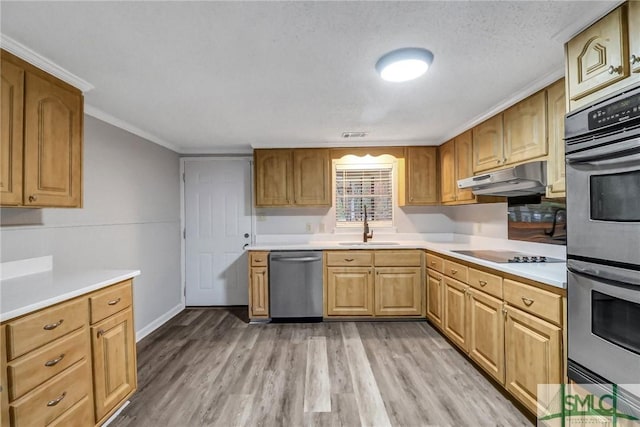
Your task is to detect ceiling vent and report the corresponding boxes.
[341,132,369,138]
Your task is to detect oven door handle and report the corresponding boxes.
[566,139,640,164]
[568,259,640,286]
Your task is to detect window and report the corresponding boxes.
[335,163,393,227]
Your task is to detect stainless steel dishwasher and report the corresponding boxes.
[269,251,323,321]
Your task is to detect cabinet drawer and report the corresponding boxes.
[326,251,373,266]
[47,395,93,427]
[444,260,468,283]
[374,250,422,267]
[10,359,91,427]
[89,281,132,324]
[250,251,269,267]
[504,279,562,325]
[7,328,88,400]
[468,268,503,299]
[426,253,444,273]
[6,298,87,360]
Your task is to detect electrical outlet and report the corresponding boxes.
[305,223,312,232]
[318,223,325,233]
[474,222,483,233]
[257,215,266,222]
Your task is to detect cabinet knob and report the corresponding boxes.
[97,329,106,338]
[28,195,37,202]
[43,319,64,330]
[608,65,622,75]
[478,280,487,287]
[451,269,458,275]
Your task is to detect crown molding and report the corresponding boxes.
[179,146,254,155]
[551,0,625,44]
[84,104,180,153]
[437,66,565,146]
[0,34,94,93]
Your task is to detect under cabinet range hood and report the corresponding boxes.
[457,161,547,197]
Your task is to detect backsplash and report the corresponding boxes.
[508,198,566,245]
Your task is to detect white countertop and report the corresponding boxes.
[1,269,141,322]
[246,234,567,289]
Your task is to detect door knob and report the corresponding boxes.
[244,233,250,238]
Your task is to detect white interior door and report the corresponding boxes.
[184,159,252,306]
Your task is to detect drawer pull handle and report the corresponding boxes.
[107,298,121,306]
[47,391,67,407]
[345,258,354,262]
[430,261,436,266]
[44,354,65,367]
[451,269,458,274]
[478,280,487,287]
[97,329,106,338]
[522,297,534,306]
[43,320,64,330]
[254,259,263,262]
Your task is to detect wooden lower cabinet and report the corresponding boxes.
[374,267,422,316]
[505,305,562,414]
[468,289,505,384]
[443,277,469,351]
[326,267,374,316]
[426,270,443,328]
[249,267,269,318]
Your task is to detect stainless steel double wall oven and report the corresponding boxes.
[565,83,640,406]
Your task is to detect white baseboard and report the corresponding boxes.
[135,303,185,342]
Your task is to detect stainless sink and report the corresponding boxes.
[338,242,400,246]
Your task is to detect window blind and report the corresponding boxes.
[335,164,393,227]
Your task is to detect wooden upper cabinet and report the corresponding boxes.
[23,72,83,207]
[254,149,291,206]
[404,146,438,205]
[630,0,640,74]
[503,90,547,165]
[473,114,504,173]
[0,58,24,206]
[454,130,474,202]
[566,4,631,110]
[1,50,83,208]
[546,79,566,198]
[254,148,330,207]
[292,149,330,206]
[438,140,456,203]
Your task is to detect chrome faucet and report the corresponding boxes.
[363,205,373,242]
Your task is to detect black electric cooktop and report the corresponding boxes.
[451,250,564,264]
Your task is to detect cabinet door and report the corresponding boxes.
[254,149,291,206]
[503,90,547,165]
[249,266,269,318]
[438,140,456,203]
[292,149,330,206]
[23,72,82,207]
[505,305,561,415]
[0,58,24,206]
[405,146,438,205]
[546,79,566,198]
[473,114,504,173]
[454,130,475,202]
[326,267,374,316]
[468,289,505,385]
[374,267,422,316]
[426,270,443,329]
[566,5,629,105]
[443,277,469,352]
[91,308,137,423]
[629,0,640,74]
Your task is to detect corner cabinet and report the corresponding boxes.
[566,2,640,111]
[254,148,330,207]
[401,146,438,205]
[0,279,137,427]
[1,49,83,208]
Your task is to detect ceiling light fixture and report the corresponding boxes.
[375,47,434,82]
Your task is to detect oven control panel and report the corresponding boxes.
[588,92,640,130]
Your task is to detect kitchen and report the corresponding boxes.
[1,1,639,426]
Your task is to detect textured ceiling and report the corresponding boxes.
[1,1,616,153]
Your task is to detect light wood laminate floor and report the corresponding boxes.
[111,308,531,427]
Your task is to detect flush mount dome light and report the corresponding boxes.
[375,47,434,82]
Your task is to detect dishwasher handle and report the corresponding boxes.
[270,256,322,263]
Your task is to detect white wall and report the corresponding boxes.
[0,116,182,338]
